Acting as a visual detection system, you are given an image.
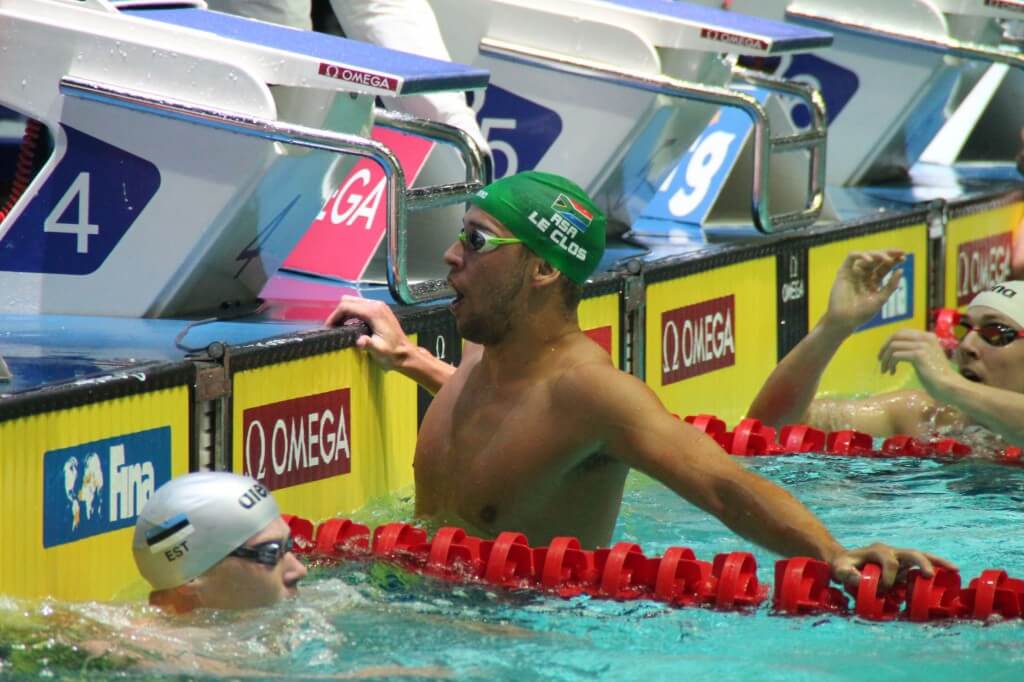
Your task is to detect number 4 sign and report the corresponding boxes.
[0,125,159,275]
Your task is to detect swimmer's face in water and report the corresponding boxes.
[956,305,1024,393]
[192,517,307,610]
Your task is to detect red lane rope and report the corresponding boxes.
[679,414,1022,464]
[280,514,1024,623]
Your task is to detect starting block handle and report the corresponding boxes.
[374,108,493,194]
[372,109,494,304]
[478,36,825,233]
[788,6,1024,70]
[731,66,827,232]
[0,354,10,383]
[57,76,487,307]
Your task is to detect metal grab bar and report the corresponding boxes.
[731,66,827,228]
[371,108,493,303]
[59,76,486,305]
[0,354,10,383]
[788,7,1024,69]
[478,36,827,234]
[373,108,493,192]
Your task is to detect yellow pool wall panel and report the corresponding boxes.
[0,387,190,601]
[231,345,417,524]
[944,201,1023,310]
[579,292,621,369]
[808,225,928,398]
[646,258,777,426]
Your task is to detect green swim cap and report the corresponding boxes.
[469,171,606,285]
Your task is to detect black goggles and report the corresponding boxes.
[953,318,1024,347]
[228,535,294,567]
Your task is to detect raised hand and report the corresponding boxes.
[823,250,905,333]
[878,329,962,400]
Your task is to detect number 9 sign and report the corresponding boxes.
[640,88,772,229]
[665,131,737,219]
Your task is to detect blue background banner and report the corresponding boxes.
[43,426,172,548]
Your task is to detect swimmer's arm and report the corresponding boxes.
[325,295,462,394]
[567,366,844,562]
[937,380,1024,447]
[803,389,938,437]
[87,635,450,679]
[570,368,954,588]
[748,319,851,427]
[749,250,905,428]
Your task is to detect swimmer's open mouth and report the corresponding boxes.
[449,280,464,307]
[961,368,982,383]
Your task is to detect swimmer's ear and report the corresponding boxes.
[149,582,202,614]
[529,258,561,289]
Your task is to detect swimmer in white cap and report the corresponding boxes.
[750,250,1024,447]
[133,472,307,612]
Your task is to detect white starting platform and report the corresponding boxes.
[428,0,834,236]
[712,0,1024,190]
[0,0,490,316]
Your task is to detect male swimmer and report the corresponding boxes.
[327,172,954,591]
[133,471,307,612]
[749,250,1024,448]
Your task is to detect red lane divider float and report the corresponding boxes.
[682,413,1021,465]
[283,514,1021,624]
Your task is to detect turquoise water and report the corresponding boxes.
[3,455,1022,680]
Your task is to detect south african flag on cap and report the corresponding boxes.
[552,193,594,232]
[468,171,606,285]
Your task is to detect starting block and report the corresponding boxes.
[763,0,1024,184]
[0,0,489,315]
[431,0,834,234]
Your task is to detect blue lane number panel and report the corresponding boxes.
[0,125,160,275]
[642,88,770,227]
[470,85,562,179]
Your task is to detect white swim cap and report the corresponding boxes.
[967,281,1024,328]
[132,472,280,591]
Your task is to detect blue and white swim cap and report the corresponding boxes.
[968,281,1024,328]
[132,472,280,590]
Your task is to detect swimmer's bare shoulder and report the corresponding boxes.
[84,624,452,679]
[548,342,667,436]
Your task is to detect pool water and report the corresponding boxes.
[2,455,1023,680]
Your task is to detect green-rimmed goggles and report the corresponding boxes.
[458,227,523,253]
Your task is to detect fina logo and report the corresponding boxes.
[43,427,172,548]
[61,452,105,532]
[857,255,915,332]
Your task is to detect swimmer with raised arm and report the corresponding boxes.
[748,250,1024,447]
[133,472,308,613]
[327,172,954,591]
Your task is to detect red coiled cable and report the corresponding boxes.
[0,118,44,222]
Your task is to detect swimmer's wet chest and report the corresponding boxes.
[428,373,596,498]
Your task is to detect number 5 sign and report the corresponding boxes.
[637,87,771,233]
